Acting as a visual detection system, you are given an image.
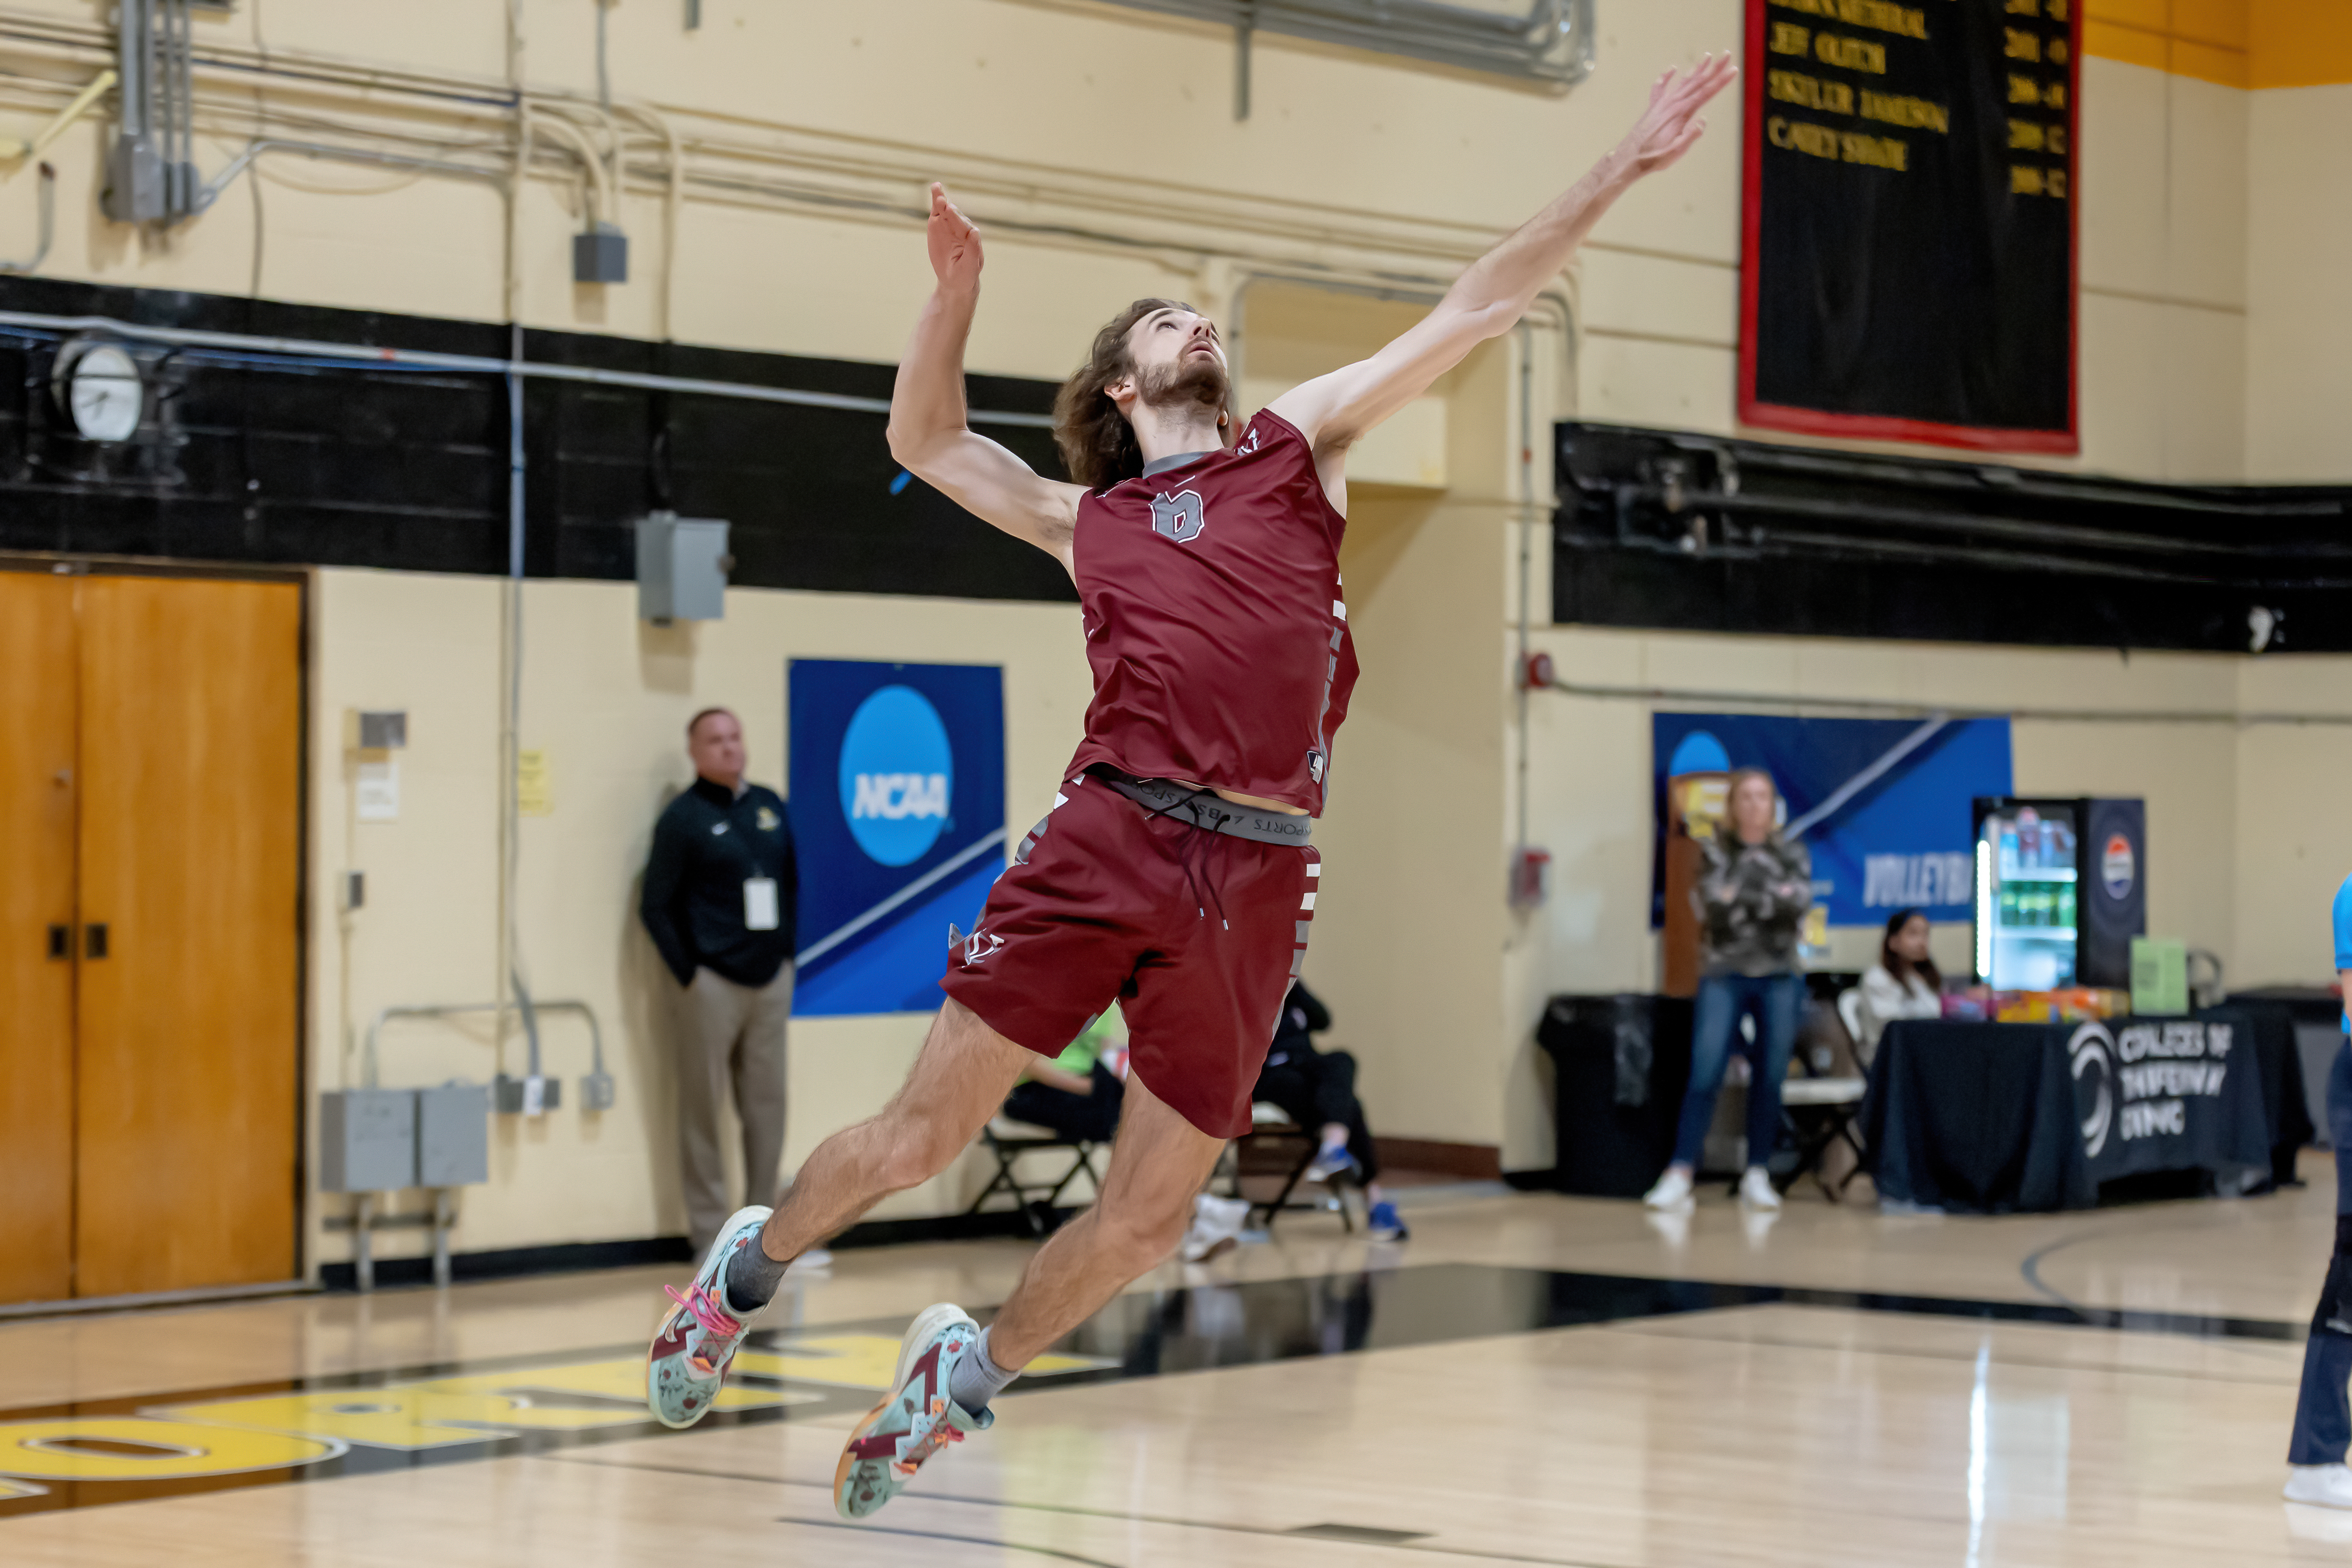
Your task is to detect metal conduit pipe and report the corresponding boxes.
[1536,679,2352,728]
[529,110,612,228]
[0,160,52,273]
[1105,0,1595,88]
[362,1000,608,1092]
[0,308,1058,427]
[198,139,508,208]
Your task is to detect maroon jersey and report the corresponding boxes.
[1065,408,1359,815]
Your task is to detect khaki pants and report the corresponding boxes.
[673,964,791,1256]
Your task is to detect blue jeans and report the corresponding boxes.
[1671,971,1803,1171]
[2290,1039,2352,1463]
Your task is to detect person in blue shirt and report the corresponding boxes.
[2284,872,2352,1508]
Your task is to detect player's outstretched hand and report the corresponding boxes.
[1618,52,1739,177]
[926,182,984,291]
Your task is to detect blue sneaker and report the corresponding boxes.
[1305,1145,1358,1184]
[644,1204,771,1429]
[1367,1200,1410,1241]
[833,1303,995,1518]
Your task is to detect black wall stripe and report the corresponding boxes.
[0,274,1076,604]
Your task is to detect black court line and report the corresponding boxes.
[0,1262,2308,1519]
[550,1456,1630,1568]
[1593,1318,2305,1388]
[776,1512,1124,1568]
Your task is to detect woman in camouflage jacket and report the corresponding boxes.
[1645,767,1813,1214]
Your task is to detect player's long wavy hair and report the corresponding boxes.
[1053,297,1223,491]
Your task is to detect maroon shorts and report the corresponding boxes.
[939,773,1319,1138]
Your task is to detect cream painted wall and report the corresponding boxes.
[308,568,1092,1270]
[1,0,2338,1248]
[1500,625,2352,1171]
[2244,83,2352,479]
[0,0,2289,483]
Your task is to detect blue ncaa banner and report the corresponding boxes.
[1651,713,2013,929]
[789,659,1006,1016]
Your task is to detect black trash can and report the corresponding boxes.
[1537,993,1694,1197]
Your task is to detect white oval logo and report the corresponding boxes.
[2101,834,2135,900]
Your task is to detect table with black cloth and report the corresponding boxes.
[1860,1006,2312,1213]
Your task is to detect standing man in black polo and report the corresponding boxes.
[641,707,799,1259]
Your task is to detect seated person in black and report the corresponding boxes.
[999,1013,1125,1144]
[1253,982,1408,1242]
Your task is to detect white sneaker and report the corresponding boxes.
[1642,1167,1694,1212]
[2286,1464,2352,1508]
[790,1248,834,1273]
[1739,1168,1783,1211]
[1181,1193,1250,1262]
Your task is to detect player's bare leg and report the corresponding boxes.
[755,999,1032,1261]
[644,999,1029,1427]
[986,1070,1226,1365]
[834,1068,1225,1517]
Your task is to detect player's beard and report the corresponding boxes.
[1135,353,1229,419]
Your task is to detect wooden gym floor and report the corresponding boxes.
[4,1162,2350,1566]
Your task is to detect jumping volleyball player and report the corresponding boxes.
[644,53,1738,1518]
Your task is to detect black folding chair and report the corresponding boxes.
[1775,1077,1868,1201]
[1221,1104,1353,1233]
[965,1117,1105,1236]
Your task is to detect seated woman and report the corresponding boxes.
[999,1011,1125,1144]
[1644,766,1812,1214]
[1853,907,1944,1060]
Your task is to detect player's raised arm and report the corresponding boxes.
[887,184,1083,571]
[1268,54,1737,454]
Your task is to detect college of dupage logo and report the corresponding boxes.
[2069,1017,2235,1159]
[2069,1021,2115,1158]
[836,684,953,867]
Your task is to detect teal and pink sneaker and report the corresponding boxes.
[833,1303,995,1518]
[644,1204,772,1429]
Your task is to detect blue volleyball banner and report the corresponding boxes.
[1651,713,2013,929]
[789,659,1006,1016]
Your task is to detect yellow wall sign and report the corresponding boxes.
[516,748,554,816]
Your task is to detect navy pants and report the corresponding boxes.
[1671,971,1803,1171]
[2290,1040,2352,1464]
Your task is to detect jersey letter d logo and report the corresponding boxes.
[1150,489,1206,544]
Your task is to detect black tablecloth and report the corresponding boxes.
[1861,1008,2310,1213]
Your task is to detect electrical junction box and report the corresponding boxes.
[636,513,730,621]
[494,1073,562,1116]
[347,709,407,750]
[416,1083,491,1187]
[573,222,629,284]
[318,1089,417,1193]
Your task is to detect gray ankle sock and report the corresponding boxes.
[721,1234,790,1318]
[947,1325,1020,1415]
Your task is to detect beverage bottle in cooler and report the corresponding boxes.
[2058,883,2076,931]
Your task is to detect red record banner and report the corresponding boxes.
[1738,0,2081,453]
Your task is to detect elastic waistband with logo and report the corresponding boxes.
[1087,766,1312,847]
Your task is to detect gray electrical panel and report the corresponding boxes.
[319,1089,417,1193]
[573,222,629,284]
[416,1083,491,1187]
[636,513,730,621]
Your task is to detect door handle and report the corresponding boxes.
[48,924,70,960]
[85,923,108,960]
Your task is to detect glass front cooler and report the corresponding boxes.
[1973,799,2080,990]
